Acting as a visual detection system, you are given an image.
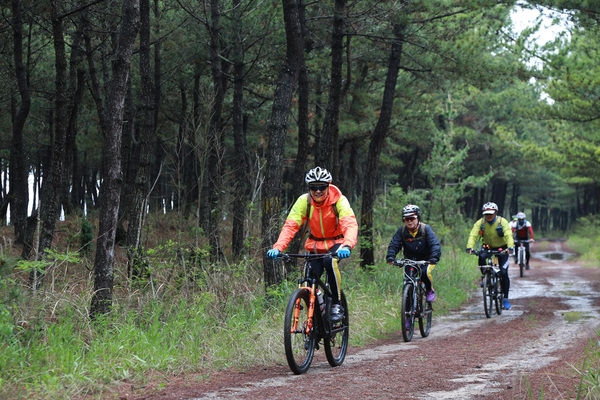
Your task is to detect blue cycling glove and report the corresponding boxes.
[337,247,351,259]
[266,249,281,259]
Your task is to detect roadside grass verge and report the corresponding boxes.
[566,220,600,398]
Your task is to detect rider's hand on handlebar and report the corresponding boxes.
[337,247,351,259]
[466,248,473,254]
[266,249,281,259]
[508,247,514,255]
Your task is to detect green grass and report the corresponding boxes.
[0,246,480,399]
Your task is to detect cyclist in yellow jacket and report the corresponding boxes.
[466,202,515,310]
[266,167,359,323]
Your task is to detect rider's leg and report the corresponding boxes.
[422,264,436,301]
[525,242,531,268]
[498,253,510,298]
[477,254,487,287]
[421,264,434,292]
[324,244,343,304]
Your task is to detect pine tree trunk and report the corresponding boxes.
[261,0,305,287]
[91,0,140,318]
[10,0,31,245]
[360,20,405,268]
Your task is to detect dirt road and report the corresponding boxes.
[124,239,600,400]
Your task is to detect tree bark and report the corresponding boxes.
[316,0,345,173]
[261,0,305,287]
[284,0,309,258]
[360,20,406,268]
[202,0,227,261]
[30,1,71,289]
[10,0,31,245]
[91,0,140,318]
[231,0,251,258]
[126,0,157,279]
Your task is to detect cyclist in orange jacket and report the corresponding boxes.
[266,167,359,323]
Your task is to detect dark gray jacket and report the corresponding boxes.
[386,222,441,264]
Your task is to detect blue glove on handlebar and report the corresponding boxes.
[266,249,281,259]
[337,247,351,259]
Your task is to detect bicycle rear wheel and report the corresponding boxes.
[401,283,415,342]
[482,273,493,318]
[284,289,315,374]
[418,287,432,338]
[324,291,349,367]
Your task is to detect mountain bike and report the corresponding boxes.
[472,248,506,318]
[515,239,528,277]
[280,253,349,374]
[392,259,432,342]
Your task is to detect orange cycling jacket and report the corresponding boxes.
[273,184,358,254]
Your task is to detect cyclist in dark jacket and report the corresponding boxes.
[386,204,441,302]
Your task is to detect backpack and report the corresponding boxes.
[401,223,427,242]
[514,219,530,239]
[479,217,506,238]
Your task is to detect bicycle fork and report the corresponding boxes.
[406,283,417,323]
[291,288,316,335]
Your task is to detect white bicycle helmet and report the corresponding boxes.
[482,202,498,215]
[402,204,421,218]
[305,167,332,184]
[517,212,526,220]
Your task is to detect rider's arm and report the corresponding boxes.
[501,218,515,248]
[466,220,481,250]
[528,224,535,241]
[386,227,404,263]
[425,225,441,264]
[272,195,308,252]
[336,195,359,249]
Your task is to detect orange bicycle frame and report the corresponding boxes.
[291,285,317,335]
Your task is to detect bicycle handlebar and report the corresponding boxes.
[391,259,430,267]
[514,239,531,244]
[470,248,509,256]
[279,253,335,262]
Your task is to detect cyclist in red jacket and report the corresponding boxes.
[266,167,359,323]
[511,212,535,270]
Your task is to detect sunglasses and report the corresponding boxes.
[309,184,329,192]
[403,216,417,222]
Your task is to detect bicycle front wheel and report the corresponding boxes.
[401,283,415,342]
[324,290,349,367]
[482,273,493,318]
[284,289,315,374]
[418,287,432,338]
[518,248,525,277]
[495,277,504,315]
